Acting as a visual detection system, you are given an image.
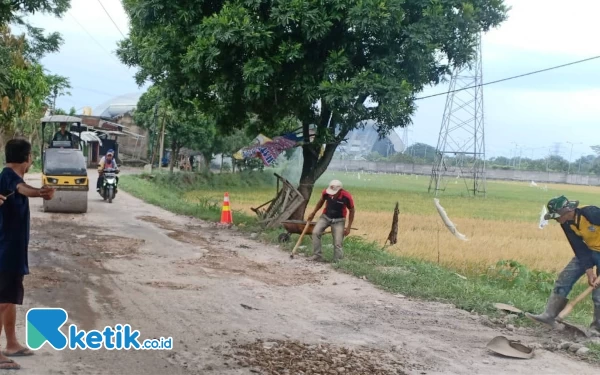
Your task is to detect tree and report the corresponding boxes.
[213,128,252,172]
[134,84,218,171]
[0,0,71,140]
[405,143,436,162]
[118,0,508,217]
[45,73,71,112]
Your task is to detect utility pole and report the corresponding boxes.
[510,142,518,168]
[149,102,159,165]
[158,117,166,170]
[566,141,583,174]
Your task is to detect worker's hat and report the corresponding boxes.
[544,195,579,220]
[106,149,114,156]
[486,336,534,359]
[326,180,343,195]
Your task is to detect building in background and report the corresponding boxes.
[76,92,148,164]
[336,120,405,160]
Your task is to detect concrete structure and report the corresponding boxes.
[328,159,600,186]
[93,92,143,118]
[336,121,405,160]
[79,92,148,161]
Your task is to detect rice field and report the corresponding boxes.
[183,171,600,274]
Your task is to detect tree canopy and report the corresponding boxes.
[0,0,72,151]
[134,84,219,171]
[118,0,508,216]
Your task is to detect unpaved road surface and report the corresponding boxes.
[7,172,599,374]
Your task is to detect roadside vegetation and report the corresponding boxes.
[120,170,598,332]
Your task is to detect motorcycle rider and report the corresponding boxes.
[96,149,119,193]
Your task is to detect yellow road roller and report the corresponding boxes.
[40,115,89,213]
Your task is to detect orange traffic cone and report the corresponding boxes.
[220,192,233,225]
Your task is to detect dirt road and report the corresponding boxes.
[8,172,599,374]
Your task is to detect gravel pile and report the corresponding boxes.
[228,339,408,375]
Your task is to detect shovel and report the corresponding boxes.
[554,286,593,337]
[498,287,593,337]
[290,222,311,259]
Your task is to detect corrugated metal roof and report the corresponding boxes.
[77,131,103,145]
[40,115,82,123]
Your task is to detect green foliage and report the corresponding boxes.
[0,0,70,26]
[0,1,71,139]
[117,0,509,212]
[45,73,71,111]
[488,260,555,294]
[134,84,219,167]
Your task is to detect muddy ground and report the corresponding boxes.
[6,172,600,374]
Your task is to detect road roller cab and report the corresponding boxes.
[40,115,89,213]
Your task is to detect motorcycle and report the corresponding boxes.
[99,168,119,203]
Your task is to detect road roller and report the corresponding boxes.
[40,115,89,213]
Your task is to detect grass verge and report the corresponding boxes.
[120,171,599,357]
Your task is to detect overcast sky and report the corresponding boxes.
[19,0,600,160]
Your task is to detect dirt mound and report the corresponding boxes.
[138,215,210,246]
[30,218,144,259]
[24,266,63,289]
[227,339,409,375]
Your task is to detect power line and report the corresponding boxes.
[96,0,126,39]
[67,12,123,67]
[415,55,600,101]
[73,86,118,97]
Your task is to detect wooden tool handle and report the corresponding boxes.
[291,222,311,257]
[558,286,594,319]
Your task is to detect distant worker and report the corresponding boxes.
[527,195,600,334]
[96,149,119,192]
[306,179,355,262]
[51,122,73,147]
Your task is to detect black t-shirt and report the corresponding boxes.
[0,168,30,275]
[321,189,354,219]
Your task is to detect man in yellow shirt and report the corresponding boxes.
[527,195,600,333]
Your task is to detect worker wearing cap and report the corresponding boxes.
[51,123,73,147]
[306,180,355,262]
[527,195,600,333]
[96,150,119,192]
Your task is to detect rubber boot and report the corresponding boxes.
[590,306,600,336]
[526,293,568,326]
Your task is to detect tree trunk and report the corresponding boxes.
[202,152,212,170]
[291,145,319,220]
[168,139,177,173]
[289,119,349,220]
